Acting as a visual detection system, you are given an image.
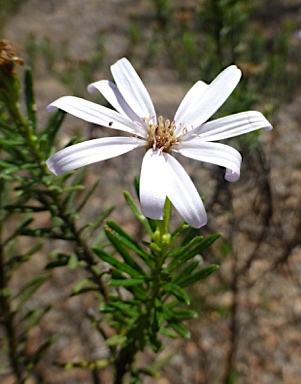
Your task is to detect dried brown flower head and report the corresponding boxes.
[0,39,23,103]
[0,39,23,74]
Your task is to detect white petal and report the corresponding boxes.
[174,80,208,135]
[164,153,207,228]
[46,136,145,176]
[110,58,156,120]
[173,139,242,182]
[47,96,141,136]
[87,80,139,121]
[87,80,147,138]
[139,149,167,220]
[176,65,241,132]
[190,111,273,139]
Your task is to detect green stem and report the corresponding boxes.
[7,102,109,302]
[56,198,110,302]
[114,208,172,383]
[7,102,48,174]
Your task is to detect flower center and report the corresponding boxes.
[145,116,180,152]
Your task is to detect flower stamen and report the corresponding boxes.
[145,116,180,152]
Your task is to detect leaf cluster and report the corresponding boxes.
[89,193,220,381]
[0,66,112,382]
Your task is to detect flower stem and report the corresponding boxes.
[7,101,109,302]
[113,207,172,383]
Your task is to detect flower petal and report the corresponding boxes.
[173,139,242,182]
[175,65,241,132]
[190,111,273,139]
[174,80,208,135]
[110,58,156,120]
[46,136,145,176]
[87,81,140,120]
[164,153,207,228]
[47,96,141,136]
[139,149,167,220]
[87,80,147,138]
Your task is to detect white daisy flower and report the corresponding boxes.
[46,58,272,228]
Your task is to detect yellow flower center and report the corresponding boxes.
[145,116,181,152]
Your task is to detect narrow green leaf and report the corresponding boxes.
[68,253,79,270]
[3,217,33,246]
[162,197,171,233]
[123,190,153,236]
[163,283,191,305]
[168,233,221,271]
[45,253,69,269]
[100,301,139,318]
[170,309,198,320]
[14,275,49,311]
[76,179,99,212]
[106,222,154,267]
[0,118,14,132]
[72,279,99,295]
[6,243,43,272]
[147,217,158,232]
[149,334,162,353]
[106,220,136,244]
[41,109,65,148]
[105,335,127,347]
[0,138,25,146]
[25,68,37,132]
[92,247,144,278]
[19,306,51,340]
[159,327,178,339]
[160,270,172,283]
[108,278,145,287]
[181,227,200,246]
[110,270,148,300]
[167,235,204,261]
[0,160,14,169]
[105,228,145,274]
[133,176,140,197]
[147,242,161,253]
[88,206,115,239]
[173,260,199,284]
[161,305,191,338]
[177,264,219,287]
[167,320,191,339]
[31,336,55,367]
[58,359,111,370]
[62,167,86,209]
[14,179,39,192]
[224,369,239,384]
[4,205,48,213]
[62,185,85,194]
[144,352,175,376]
[0,162,38,176]
[21,228,74,240]
[0,174,16,181]
[107,232,154,268]
[170,222,190,244]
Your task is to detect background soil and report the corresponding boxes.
[1,0,301,383]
